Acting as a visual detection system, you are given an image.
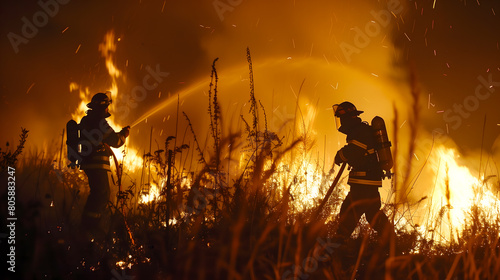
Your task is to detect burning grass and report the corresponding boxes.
[2,54,500,280]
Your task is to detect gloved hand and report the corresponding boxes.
[120,126,130,137]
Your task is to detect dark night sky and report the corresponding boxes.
[1,0,499,162]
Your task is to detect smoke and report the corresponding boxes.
[0,0,412,147]
[2,1,499,202]
[0,0,417,202]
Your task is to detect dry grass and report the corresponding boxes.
[2,59,500,280]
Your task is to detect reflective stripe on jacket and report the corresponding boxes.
[80,156,112,171]
[79,113,126,170]
[336,121,382,187]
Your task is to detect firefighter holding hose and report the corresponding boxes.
[332,101,395,252]
[72,92,130,238]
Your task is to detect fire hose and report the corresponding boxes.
[315,162,347,217]
[103,143,136,245]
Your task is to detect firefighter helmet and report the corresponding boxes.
[87,92,112,110]
[332,102,363,131]
[333,101,363,117]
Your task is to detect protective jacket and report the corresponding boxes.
[335,119,382,187]
[79,112,127,170]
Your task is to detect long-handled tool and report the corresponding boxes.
[315,162,347,217]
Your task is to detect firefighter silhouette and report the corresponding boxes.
[332,101,394,250]
[79,92,130,236]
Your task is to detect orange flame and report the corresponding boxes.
[417,145,500,243]
[70,30,143,179]
[139,182,161,204]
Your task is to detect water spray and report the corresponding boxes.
[128,80,209,128]
[128,62,258,129]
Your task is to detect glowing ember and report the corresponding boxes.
[116,260,126,269]
[115,260,133,270]
[161,218,178,227]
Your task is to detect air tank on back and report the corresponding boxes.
[66,119,82,168]
[371,116,393,178]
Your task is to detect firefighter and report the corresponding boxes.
[332,101,394,251]
[79,92,130,237]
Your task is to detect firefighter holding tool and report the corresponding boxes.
[67,92,130,237]
[332,101,395,250]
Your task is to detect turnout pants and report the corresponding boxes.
[336,185,394,245]
[82,169,112,233]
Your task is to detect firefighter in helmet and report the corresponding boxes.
[79,92,130,236]
[332,101,394,250]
